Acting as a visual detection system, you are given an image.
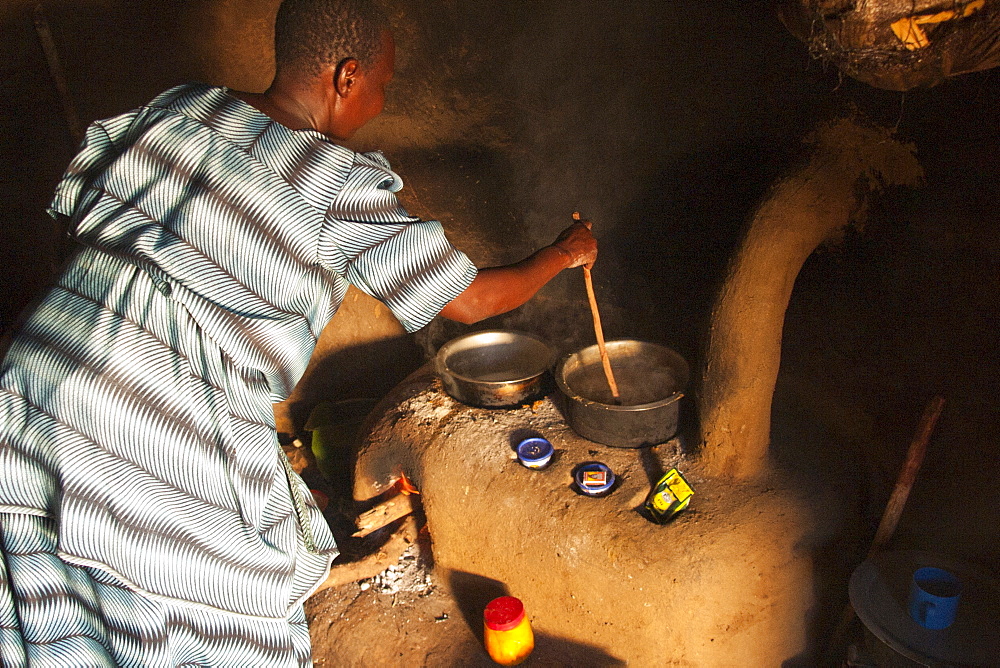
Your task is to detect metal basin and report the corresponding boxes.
[436,330,555,408]
[556,340,689,447]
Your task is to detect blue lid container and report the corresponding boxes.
[574,461,615,496]
[516,437,554,469]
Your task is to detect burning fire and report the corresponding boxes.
[396,472,420,495]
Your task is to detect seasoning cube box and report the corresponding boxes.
[644,468,694,523]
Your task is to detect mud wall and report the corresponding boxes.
[2,0,998,645]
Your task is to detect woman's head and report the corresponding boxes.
[269,0,394,140]
[274,0,389,79]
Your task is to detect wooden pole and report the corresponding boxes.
[825,395,946,660]
[33,2,81,277]
[33,2,83,146]
[864,395,945,558]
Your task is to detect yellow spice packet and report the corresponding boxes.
[644,468,694,523]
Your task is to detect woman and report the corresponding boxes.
[0,0,596,665]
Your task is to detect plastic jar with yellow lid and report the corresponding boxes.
[483,596,534,665]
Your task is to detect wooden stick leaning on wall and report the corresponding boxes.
[865,395,945,557]
[33,3,83,146]
[825,395,946,660]
[33,2,83,277]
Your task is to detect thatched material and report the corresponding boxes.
[777,0,1000,90]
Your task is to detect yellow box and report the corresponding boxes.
[644,468,694,523]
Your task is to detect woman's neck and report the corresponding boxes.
[229,87,321,133]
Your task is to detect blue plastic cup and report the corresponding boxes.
[908,567,962,630]
[517,437,553,469]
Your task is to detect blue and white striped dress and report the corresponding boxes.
[0,83,477,666]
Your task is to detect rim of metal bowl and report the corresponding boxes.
[436,329,555,386]
[554,339,688,412]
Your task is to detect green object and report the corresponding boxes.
[644,468,694,523]
[306,399,378,483]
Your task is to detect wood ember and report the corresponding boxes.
[359,544,433,596]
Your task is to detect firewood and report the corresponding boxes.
[352,492,416,538]
[312,516,419,594]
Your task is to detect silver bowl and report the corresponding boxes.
[436,330,555,408]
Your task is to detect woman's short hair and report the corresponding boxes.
[274,0,388,78]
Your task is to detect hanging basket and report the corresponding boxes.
[776,0,1000,90]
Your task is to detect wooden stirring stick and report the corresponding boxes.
[574,212,621,404]
[584,266,621,403]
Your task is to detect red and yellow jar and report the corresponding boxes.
[483,596,534,665]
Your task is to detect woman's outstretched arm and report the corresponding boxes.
[439,219,597,324]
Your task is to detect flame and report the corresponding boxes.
[397,472,420,495]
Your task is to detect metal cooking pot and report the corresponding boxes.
[555,340,689,448]
[436,330,555,408]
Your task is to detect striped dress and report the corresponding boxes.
[0,83,477,666]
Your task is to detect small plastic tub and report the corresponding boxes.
[574,461,615,496]
[516,437,553,469]
[483,596,534,665]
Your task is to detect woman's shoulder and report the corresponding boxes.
[145,82,226,112]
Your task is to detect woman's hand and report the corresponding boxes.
[550,214,598,268]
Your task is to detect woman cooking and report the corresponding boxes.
[0,0,596,665]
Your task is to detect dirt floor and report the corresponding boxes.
[298,444,638,667]
[306,546,656,667]
[305,538,493,667]
[305,532,630,667]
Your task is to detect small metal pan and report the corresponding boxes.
[436,330,555,408]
